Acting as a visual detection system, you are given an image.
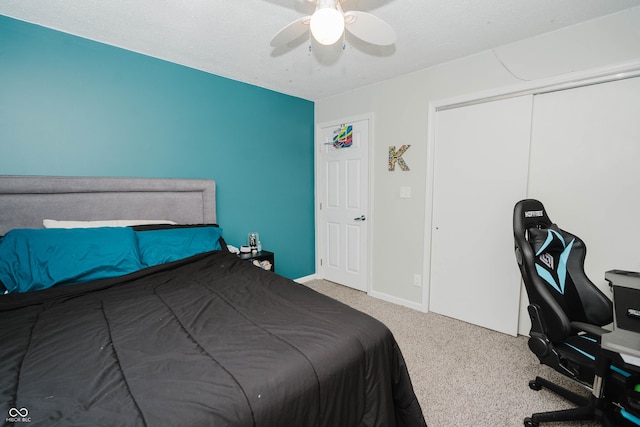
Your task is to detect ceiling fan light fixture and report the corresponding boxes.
[271,0,395,49]
[310,6,344,45]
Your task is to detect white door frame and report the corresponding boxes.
[315,113,374,293]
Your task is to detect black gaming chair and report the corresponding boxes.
[513,199,615,426]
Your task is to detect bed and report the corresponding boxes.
[0,176,426,427]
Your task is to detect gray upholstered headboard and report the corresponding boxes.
[0,176,216,236]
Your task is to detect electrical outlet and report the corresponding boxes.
[413,274,422,288]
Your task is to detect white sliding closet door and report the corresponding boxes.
[430,95,533,336]
[528,77,640,288]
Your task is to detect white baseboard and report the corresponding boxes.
[368,289,424,312]
[294,273,318,284]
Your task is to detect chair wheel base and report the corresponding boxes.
[523,376,600,425]
[529,380,542,391]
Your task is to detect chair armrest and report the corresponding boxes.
[570,321,610,338]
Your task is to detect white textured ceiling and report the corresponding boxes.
[1,0,639,101]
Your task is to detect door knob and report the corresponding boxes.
[354,215,366,221]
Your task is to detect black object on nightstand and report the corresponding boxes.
[238,250,275,272]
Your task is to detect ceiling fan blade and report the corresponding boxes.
[270,16,311,47]
[344,11,396,46]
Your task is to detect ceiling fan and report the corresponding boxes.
[270,0,396,48]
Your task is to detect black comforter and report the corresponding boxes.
[0,250,426,427]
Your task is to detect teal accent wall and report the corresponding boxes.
[0,15,315,280]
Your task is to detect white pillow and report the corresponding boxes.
[43,219,177,229]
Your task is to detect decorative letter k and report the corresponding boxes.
[388,145,411,171]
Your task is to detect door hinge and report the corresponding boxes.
[320,258,323,266]
[319,202,322,210]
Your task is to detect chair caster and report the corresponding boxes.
[529,380,542,391]
[524,417,538,427]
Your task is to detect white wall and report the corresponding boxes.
[315,7,640,312]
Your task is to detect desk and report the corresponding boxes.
[602,270,640,362]
[602,332,640,365]
[597,270,640,426]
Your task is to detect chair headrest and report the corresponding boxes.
[513,199,552,233]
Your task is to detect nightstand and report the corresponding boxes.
[238,250,275,272]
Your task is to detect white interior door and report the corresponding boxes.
[317,118,369,292]
[430,96,533,336]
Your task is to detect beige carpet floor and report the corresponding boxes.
[304,279,601,427]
